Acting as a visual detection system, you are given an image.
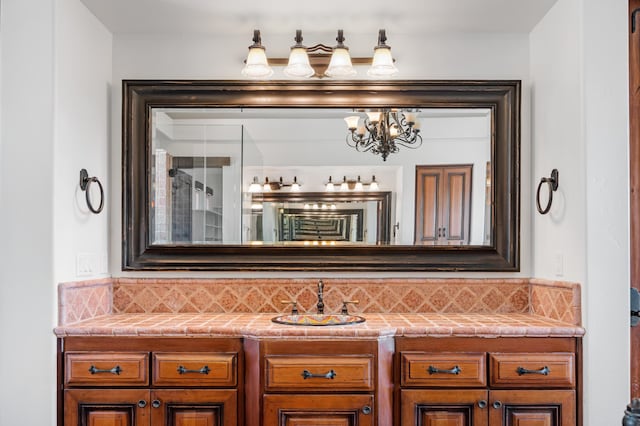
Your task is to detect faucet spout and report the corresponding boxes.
[316,280,325,314]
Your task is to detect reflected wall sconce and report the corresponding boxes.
[536,169,559,215]
[326,175,380,192]
[248,176,301,193]
[241,29,397,79]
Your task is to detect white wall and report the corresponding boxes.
[111,32,531,277]
[0,1,56,425]
[0,0,112,424]
[54,0,112,283]
[531,0,629,423]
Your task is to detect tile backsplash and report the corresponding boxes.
[58,277,582,326]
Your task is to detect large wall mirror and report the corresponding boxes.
[124,80,520,271]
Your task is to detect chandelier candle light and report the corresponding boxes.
[344,110,422,161]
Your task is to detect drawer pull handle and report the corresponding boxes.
[151,400,161,409]
[428,365,461,375]
[362,405,372,415]
[88,365,122,375]
[478,400,487,409]
[301,369,337,380]
[177,365,210,375]
[493,401,502,409]
[137,400,147,408]
[516,365,550,376]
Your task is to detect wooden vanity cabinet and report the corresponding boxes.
[244,338,394,426]
[396,337,581,426]
[60,337,242,426]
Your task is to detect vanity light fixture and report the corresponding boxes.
[242,29,396,79]
[326,175,381,191]
[249,176,302,193]
[345,109,422,161]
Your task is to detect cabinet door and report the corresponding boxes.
[488,390,575,426]
[401,389,488,426]
[263,394,374,426]
[150,389,237,426]
[414,165,472,245]
[64,389,149,426]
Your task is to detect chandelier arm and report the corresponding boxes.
[393,134,423,149]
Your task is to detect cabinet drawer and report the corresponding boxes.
[65,352,149,386]
[401,352,486,387]
[489,352,575,388]
[153,352,237,387]
[265,355,374,391]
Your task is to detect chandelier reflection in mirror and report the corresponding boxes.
[344,110,422,161]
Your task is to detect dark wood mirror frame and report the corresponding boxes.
[123,79,520,271]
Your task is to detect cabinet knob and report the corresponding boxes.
[492,401,503,409]
[478,400,487,409]
[152,399,161,409]
[137,400,147,408]
[362,405,372,415]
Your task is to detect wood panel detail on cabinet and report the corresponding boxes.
[152,389,237,426]
[263,394,374,426]
[401,352,486,388]
[265,355,373,391]
[65,352,149,386]
[489,353,575,388]
[401,389,488,426]
[489,390,575,426]
[64,389,150,426]
[153,352,237,387]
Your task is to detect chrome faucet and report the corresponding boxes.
[316,280,325,314]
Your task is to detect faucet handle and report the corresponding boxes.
[341,300,360,315]
[280,300,299,315]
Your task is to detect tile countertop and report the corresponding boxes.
[54,313,585,339]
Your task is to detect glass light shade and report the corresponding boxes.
[283,47,315,78]
[344,115,360,130]
[390,124,399,138]
[340,177,349,191]
[354,177,363,191]
[248,177,262,193]
[325,48,357,78]
[367,47,398,77]
[413,120,421,130]
[369,176,379,191]
[325,179,335,192]
[241,47,273,79]
[366,112,381,123]
[356,124,366,137]
[404,112,417,125]
[290,177,301,192]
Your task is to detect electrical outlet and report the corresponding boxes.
[77,253,98,277]
[553,253,564,277]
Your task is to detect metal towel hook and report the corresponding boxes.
[536,169,559,215]
[79,169,104,214]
